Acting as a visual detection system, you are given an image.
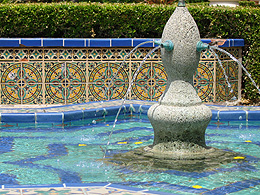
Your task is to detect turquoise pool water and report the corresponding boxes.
[1,114,260,194]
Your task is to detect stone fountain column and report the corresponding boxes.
[147,2,212,158]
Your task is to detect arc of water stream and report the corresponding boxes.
[103,41,155,100]
[210,47,233,93]
[211,46,260,95]
[103,45,161,158]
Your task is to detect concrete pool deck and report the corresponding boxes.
[0,100,259,195]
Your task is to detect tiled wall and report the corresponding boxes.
[0,39,243,105]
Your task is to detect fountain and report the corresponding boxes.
[146,0,212,159]
[105,0,240,170]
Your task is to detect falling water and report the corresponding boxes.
[103,45,161,158]
[103,40,155,100]
[211,46,260,95]
[210,47,233,93]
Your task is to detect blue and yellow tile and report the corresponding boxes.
[0,49,14,60]
[73,49,87,60]
[88,49,102,60]
[29,49,44,60]
[59,49,73,60]
[44,49,58,60]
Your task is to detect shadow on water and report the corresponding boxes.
[103,145,244,172]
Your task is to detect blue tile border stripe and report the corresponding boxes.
[0,38,244,48]
[0,100,259,123]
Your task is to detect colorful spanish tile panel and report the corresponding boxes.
[0,46,242,104]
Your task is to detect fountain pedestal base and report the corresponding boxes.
[148,103,212,147]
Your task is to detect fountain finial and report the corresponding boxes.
[178,0,185,7]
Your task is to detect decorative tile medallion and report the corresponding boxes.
[89,62,128,101]
[132,62,167,101]
[1,62,42,104]
[45,62,86,103]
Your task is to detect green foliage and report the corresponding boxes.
[239,1,258,7]
[0,3,173,38]
[0,3,259,101]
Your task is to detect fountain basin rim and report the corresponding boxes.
[0,100,259,123]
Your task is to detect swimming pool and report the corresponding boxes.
[1,108,260,195]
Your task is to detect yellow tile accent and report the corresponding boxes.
[117,142,127,145]
[78,144,87,146]
[234,156,245,160]
[192,185,202,189]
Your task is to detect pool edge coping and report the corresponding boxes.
[0,100,259,123]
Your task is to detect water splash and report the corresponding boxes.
[103,45,161,158]
[210,47,233,93]
[211,46,260,95]
[103,41,155,100]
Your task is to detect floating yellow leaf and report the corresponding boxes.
[192,185,202,189]
[79,144,87,146]
[234,156,245,160]
[135,142,143,144]
[83,108,85,110]
[245,140,252,142]
[106,124,109,126]
[117,142,127,145]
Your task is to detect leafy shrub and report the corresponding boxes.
[0,3,259,101]
[239,1,258,7]
[0,0,208,4]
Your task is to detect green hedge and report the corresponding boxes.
[0,3,259,102]
[0,3,172,38]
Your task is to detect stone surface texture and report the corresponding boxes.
[148,7,212,149]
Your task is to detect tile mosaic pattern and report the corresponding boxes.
[0,46,242,104]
